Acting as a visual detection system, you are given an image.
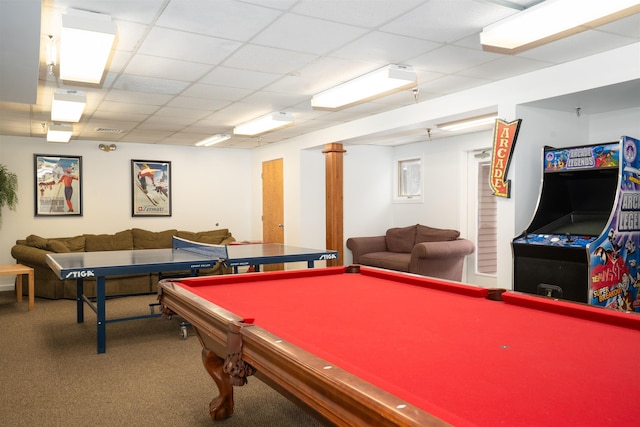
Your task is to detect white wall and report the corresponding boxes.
[590,108,640,143]
[0,135,252,287]
[343,145,394,264]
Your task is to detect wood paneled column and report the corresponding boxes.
[323,142,346,266]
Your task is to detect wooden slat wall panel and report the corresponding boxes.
[477,163,497,275]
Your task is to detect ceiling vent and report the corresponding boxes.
[94,127,124,134]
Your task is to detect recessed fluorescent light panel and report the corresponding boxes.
[51,90,86,122]
[195,134,232,147]
[481,0,640,54]
[60,9,116,83]
[311,64,417,110]
[233,112,294,136]
[438,114,498,132]
[47,122,73,143]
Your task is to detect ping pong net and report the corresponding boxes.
[172,236,229,260]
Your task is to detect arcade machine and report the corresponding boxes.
[512,135,640,312]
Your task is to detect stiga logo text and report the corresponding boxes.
[65,271,95,279]
[319,254,337,260]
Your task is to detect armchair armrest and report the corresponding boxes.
[346,236,387,263]
[10,244,51,268]
[409,239,475,281]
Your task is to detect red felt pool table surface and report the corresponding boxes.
[162,266,640,426]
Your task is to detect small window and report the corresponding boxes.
[395,157,422,201]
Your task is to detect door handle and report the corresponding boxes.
[277,224,284,228]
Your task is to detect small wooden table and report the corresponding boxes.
[0,264,34,310]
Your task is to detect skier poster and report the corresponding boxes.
[131,160,171,217]
[34,154,82,216]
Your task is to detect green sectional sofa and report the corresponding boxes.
[10,228,234,299]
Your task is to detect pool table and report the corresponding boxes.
[158,265,640,426]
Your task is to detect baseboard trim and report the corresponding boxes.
[0,284,15,292]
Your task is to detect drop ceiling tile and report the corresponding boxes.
[106,51,132,75]
[138,27,243,65]
[203,102,271,126]
[266,57,380,95]
[241,90,309,109]
[136,116,191,131]
[332,31,440,63]
[181,84,254,102]
[223,44,319,74]
[124,54,213,81]
[153,106,211,120]
[0,102,30,112]
[113,20,148,52]
[112,74,190,95]
[181,123,230,135]
[410,45,500,74]
[156,0,282,41]
[199,66,282,90]
[167,96,230,111]
[98,100,160,115]
[66,0,166,24]
[292,0,424,27]
[381,0,514,43]
[90,110,150,123]
[3,0,639,148]
[105,89,173,105]
[157,132,203,145]
[457,56,552,81]
[252,14,368,55]
[121,129,173,143]
[0,121,31,134]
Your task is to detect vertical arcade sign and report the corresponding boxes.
[489,119,521,198]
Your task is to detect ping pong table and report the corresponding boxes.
[46,237,338,353]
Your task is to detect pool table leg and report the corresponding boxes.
[201,346,234,420]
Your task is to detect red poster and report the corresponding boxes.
[490,119,521,198]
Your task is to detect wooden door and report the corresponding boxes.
[262,158,284,271]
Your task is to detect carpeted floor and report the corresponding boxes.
[0,291,323,426]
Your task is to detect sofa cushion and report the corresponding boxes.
[415,225,460,243]
[46,240,71,253]
[84,230,134,252]
[132,228,177,249]
[26,234,49,249]
[359,252,411,272]
[175,230,197,241]
[196,229,231,245]
[385,225,416,253]
[177,229,231,245]
[27,234,84,252]
[55,236,86,252]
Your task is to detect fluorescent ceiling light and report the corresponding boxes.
[195,134,232,147]
[481,0,640,54]
[234,112,294,136]
[438,114,498,132]
[60,9,116,83]
[51,90,86,122]
[311,64,417,110]
[47,123,73,143]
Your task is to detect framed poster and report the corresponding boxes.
[34,154,82,216]
[131,160,171,216]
